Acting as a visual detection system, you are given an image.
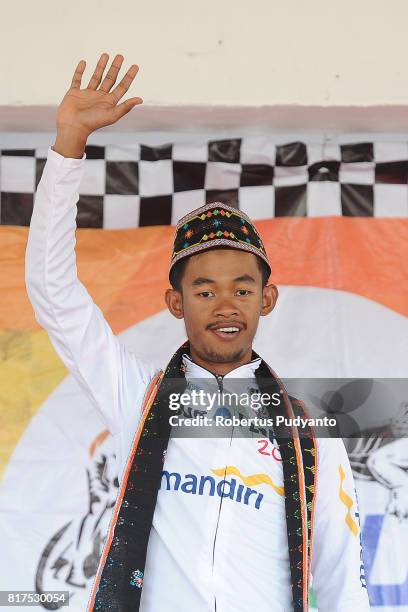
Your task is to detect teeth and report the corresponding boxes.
[217,327,239,332]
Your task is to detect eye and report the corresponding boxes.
[198,291,214,298]
[235,289,252,296]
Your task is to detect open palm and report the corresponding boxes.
[56,53,143,140]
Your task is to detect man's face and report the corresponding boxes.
[165,248,278,372]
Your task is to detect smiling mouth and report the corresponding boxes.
[209,326,243,341]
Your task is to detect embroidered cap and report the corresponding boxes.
[169,202,271,279]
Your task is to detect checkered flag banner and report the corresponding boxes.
[1,136,408,227]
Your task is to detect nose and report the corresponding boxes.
[212,296,239,318]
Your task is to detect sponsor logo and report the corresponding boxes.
[160,465,284,510]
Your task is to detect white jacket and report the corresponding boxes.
[25,146,371,611]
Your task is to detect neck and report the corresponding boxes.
[189,345,254,376]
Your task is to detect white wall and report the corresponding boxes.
[2,0,408,108]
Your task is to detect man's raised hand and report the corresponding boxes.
[53,53,143,158]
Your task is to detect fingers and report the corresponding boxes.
[86,53,110,90]
[99,54,125,93]
[111,96,143,122]
[109,64,139,104]
[70,60,86,89]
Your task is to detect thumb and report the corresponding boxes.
[112,97,143,122]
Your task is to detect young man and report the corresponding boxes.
[25,53,371,611]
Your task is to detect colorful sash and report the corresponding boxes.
[88,342,318,611]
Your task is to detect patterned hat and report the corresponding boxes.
[169,202,271,278]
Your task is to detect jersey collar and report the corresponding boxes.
[181,352,261,381]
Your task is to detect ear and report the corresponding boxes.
[165,288,184,319]
[260,284,278,316]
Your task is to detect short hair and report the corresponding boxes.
[169,247,270,292]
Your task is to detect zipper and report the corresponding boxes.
[213,371,235,611]
[213,373,223,611]
[183,354,260,610]
[215,374,224,392]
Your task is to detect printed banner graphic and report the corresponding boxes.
[0,137,407,611]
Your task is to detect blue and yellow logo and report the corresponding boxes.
[160,465,284,510]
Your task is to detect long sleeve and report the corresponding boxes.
[25,146,159,439]
[311,437,371,611]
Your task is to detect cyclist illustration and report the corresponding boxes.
[348,403,408,522]
[35,431,118,608]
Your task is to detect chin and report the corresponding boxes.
[201,345,246,364]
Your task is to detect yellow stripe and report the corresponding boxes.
[211,466,284,496]
[338,464,359,536]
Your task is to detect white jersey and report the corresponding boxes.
[25,146,371,611]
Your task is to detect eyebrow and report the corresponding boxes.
[234,274,256,284]
[191,274,256,286]
[191,277,216,286]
